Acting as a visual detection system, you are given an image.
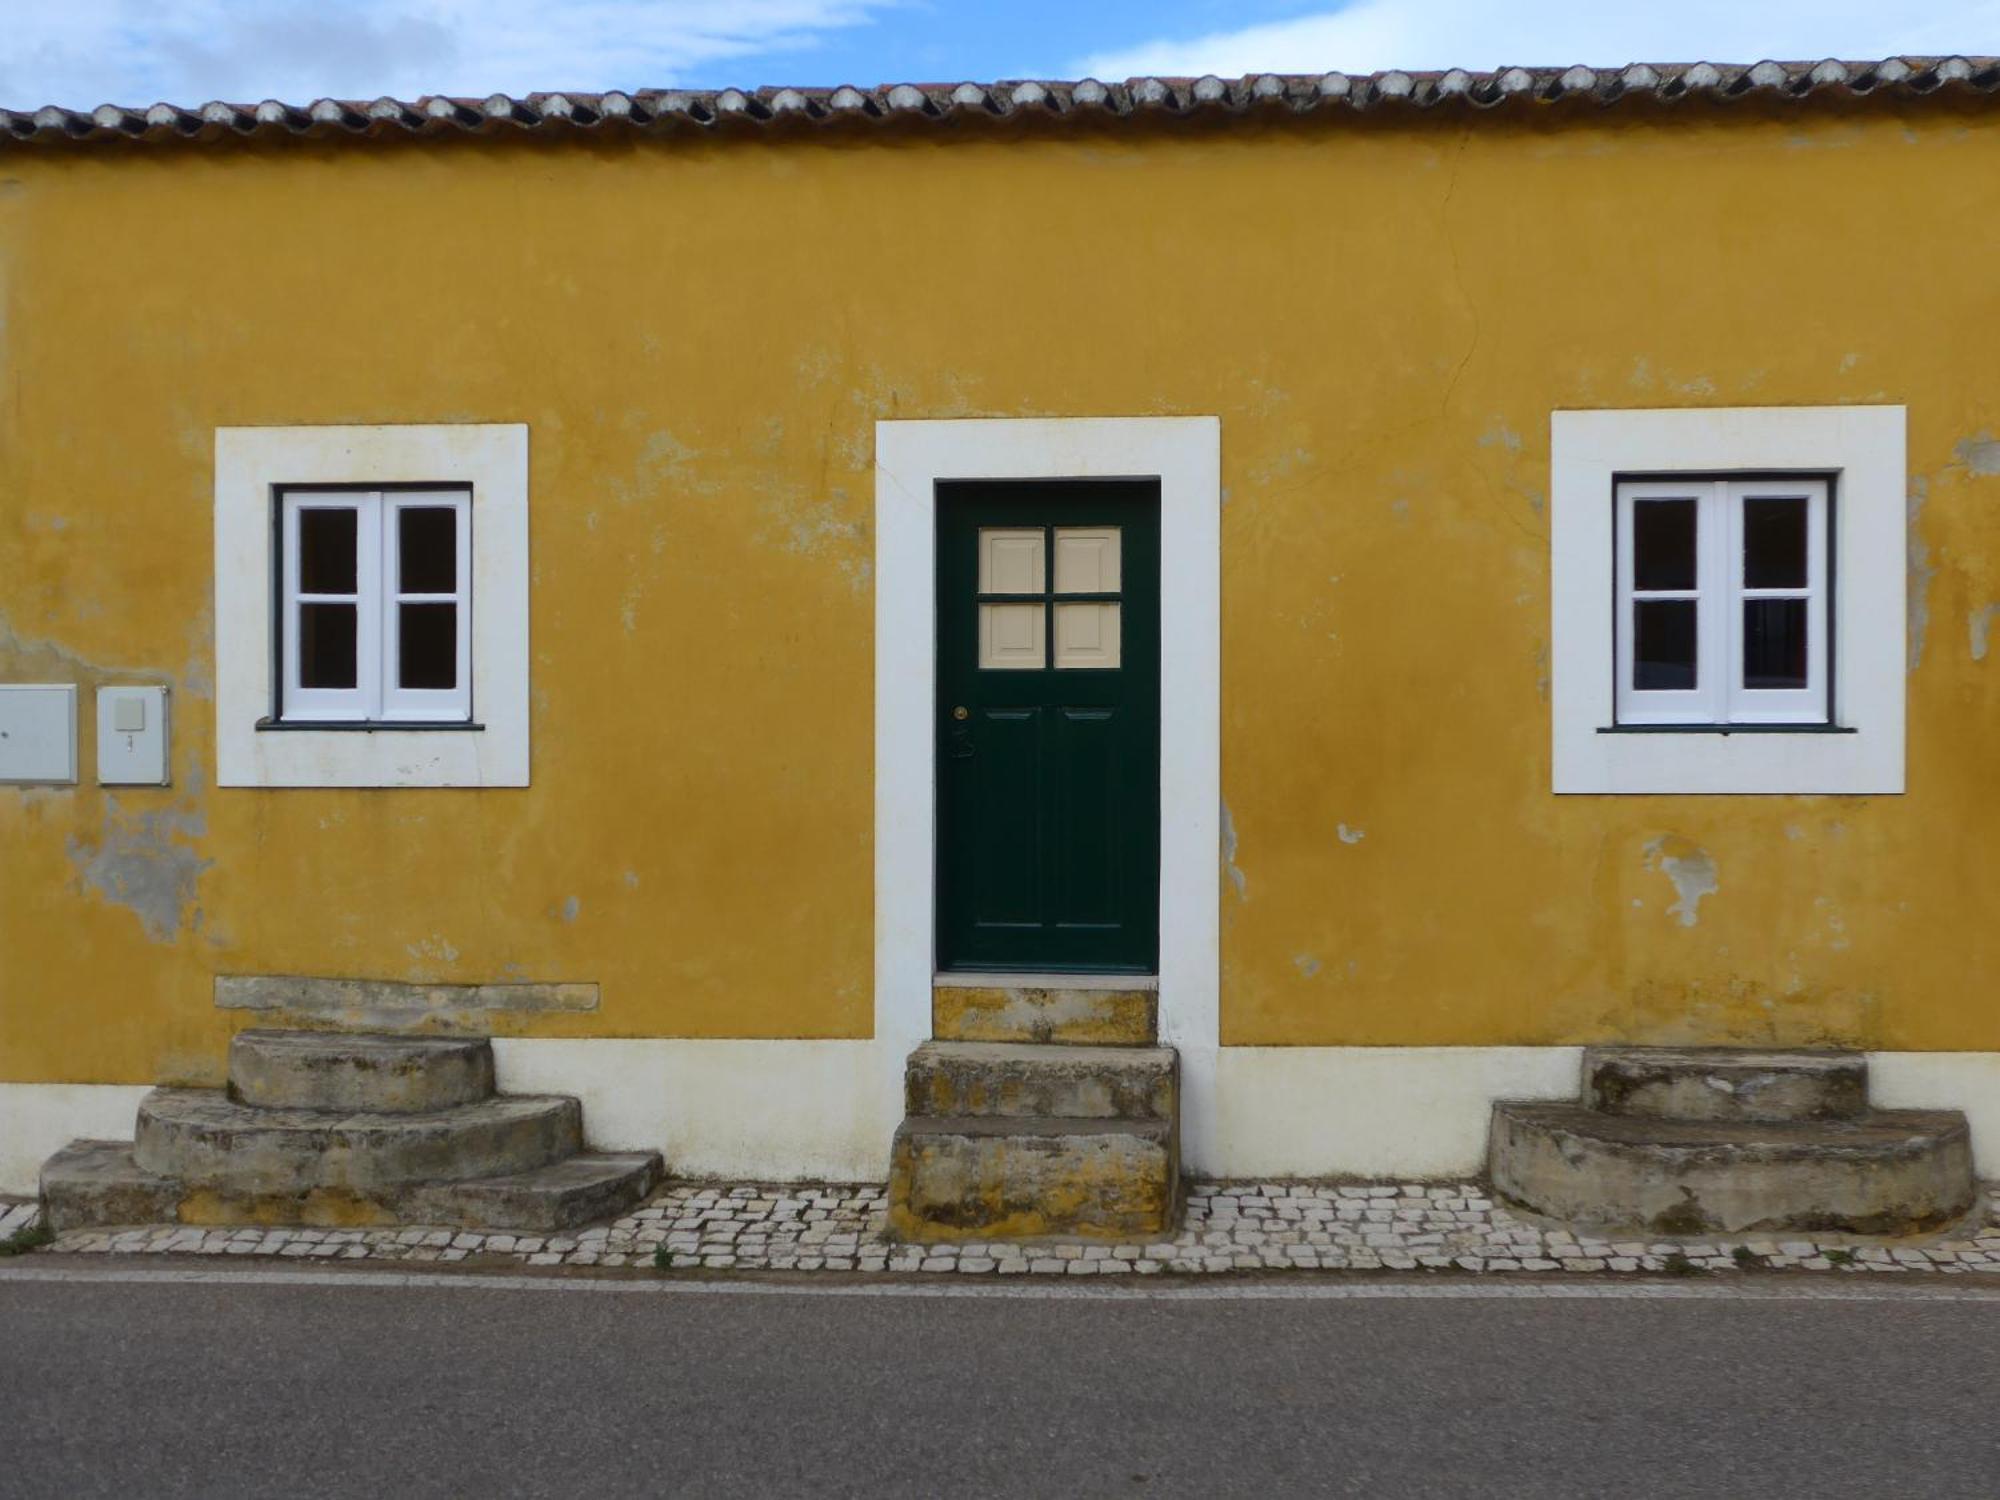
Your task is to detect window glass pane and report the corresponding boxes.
[1743,496,1808,589]
[1633,600,1697,691]
[298,603,358,688]
[978,602,1045,669]
[399,507,457,594]
[398,603,458,690]
[298,508,358,594]
[1743,598,1809,690]
[1054,602,1121,669]
[978,529,1045,595]
[1054,528,1121,594]
[1632,498,1696,591]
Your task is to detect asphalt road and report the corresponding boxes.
[3,1268,1999,1499]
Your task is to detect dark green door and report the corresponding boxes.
[936,480,1160,973]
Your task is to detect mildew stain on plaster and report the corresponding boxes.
[1642,835,1719,928]
[1908,477,1937,671]
[1954,432,2000,475]
[1220,799,1248,902]
[1970,604,2000,662]
[66,784,212,944]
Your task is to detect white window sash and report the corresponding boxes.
[278,489,471,725]
[1724,477,1828,724]
[1614,476,1830,728]
[379,491,473,723]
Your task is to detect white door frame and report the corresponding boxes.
[873,417,1222,1158]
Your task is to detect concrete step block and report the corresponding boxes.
[132,1088,582,1195]
[932,979,1156,1045]
[906,1041,1177,1121]
[888,1115,1179,1241]
[1585,1046,1868,1122]
[228,1029,495,1114]
[1489,1100,1975,1236]
[40,1139,661,1232]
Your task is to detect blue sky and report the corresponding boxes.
[8,0,2000,111]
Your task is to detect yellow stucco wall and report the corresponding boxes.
[5,99,2000,1085]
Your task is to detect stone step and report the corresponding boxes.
[887,1116,1179,1241]
[906,1041,1177,1122]
[1488,1101,1975,1236]
[228,1029,495,1114]
[132,1088,582,1195]
[1584,1047,1867,1122]
[40,1139,661,1232]
[932,977,1157,1046]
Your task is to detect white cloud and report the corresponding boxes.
[1,0,894,110]
[1075,0,2000,80]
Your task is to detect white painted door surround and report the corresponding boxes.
[874,417,1223,1162]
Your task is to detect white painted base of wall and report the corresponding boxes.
[0,1084,151,1198]
[6,1046,2000,1196]
[491,1039,902,1183]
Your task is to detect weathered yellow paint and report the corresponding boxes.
[6,101,2000,1087]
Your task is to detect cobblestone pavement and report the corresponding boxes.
[9,1183,2000,1276]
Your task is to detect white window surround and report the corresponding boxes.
[1552,405,1905,795]
[214,424,529,788]
[874,417,1221,1151]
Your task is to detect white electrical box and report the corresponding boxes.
[0,684,78,785]
[97,685,170,786]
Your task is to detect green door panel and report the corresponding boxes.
[935,480,1161,973]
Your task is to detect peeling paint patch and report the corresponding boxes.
[1477,421,1523,453]
[1293,953,1322,978]
[560,896,581,924]
[1955,432,2000,475]
[406,935,460,964]
[1908,477,1936,672]
[66,791,211,944]
[1337,824,1366,846]
[1971,604,2000,662]
[1220,799,1247,902]
[1642,835,1718,928]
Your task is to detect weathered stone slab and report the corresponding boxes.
[133,1088,581,1193]
[932,979,1156,1045]
[229,1030,495,1114]
[1585,1047,1867,1123]
[1489,1101,1975,1236]
[907,1041,1177,1121]
[40,1139,660,1232]
[888,1116,1179,1241]
[214,976,597,1035]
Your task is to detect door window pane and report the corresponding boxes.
[1743,496,1808,589]
[1054,528,1121,594]
[298,508,358,594]
[398,603,457,689]
[298,603,358,688]
[1632,498,1697,591]
[1743,598,1809,689]
[978,530,1045,595]
[1054,602,1121,669]
[1633,600,1697,691]
[399,507,457,594]
[979,603,1045,669]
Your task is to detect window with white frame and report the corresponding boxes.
[1549,406,1903,796]
[1615,476,1830,727]
[278,488,472,723]
[214,424,528,789]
